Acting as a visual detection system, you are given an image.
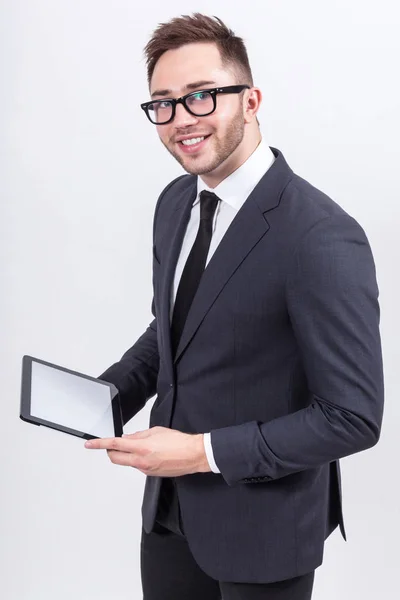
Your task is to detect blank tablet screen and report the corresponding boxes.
[30,361,116,438]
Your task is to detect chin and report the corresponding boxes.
[182,165,213,177]
[181,156,223,177]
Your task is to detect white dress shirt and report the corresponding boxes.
[169,138,276,473]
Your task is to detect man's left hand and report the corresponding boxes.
[84,426,211,477]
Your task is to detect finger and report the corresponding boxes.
[122,429,150,439]
[84,437,138,450]
[107,450,146,469]
[84,437,115,449]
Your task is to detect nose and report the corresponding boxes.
[173,102,199,128]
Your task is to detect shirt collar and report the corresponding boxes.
[194,138,276,211]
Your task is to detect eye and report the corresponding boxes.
[190,92,209,102]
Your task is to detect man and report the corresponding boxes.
[85,13,384,600]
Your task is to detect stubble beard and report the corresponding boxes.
[163,107,245,176]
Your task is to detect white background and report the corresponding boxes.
[1,1,399,598]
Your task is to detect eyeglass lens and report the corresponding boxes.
[148,91,214,123]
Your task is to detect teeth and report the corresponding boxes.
[181,137,205,146]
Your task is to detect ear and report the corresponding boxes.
[244,87,262,124]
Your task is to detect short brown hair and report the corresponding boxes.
[143,13,254,89]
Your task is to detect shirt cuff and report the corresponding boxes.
[203,432,221,473]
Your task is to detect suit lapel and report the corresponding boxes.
[173,196,269,362]
[158,182,197,374]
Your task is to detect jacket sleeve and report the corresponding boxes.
[97,175,185,426]
[97,310,159,426]
[210,214,385,486]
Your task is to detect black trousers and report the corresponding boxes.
[140,478,315,600]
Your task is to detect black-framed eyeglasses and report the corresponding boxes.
[140,85,251,125]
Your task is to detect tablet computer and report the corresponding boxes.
[20,355,123,440]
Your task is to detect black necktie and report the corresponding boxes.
[170,190,220,358]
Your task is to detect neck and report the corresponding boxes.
[200,130,262,189]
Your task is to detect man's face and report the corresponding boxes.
[149,42,247,178]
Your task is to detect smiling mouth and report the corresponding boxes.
[177,134,212,146]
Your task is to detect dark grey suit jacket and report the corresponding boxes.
[99,147,384,584]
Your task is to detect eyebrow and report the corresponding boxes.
[151,80,217,99]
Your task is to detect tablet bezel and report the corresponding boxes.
[20,355,123,440]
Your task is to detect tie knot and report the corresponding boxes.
[199,190,220,221]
